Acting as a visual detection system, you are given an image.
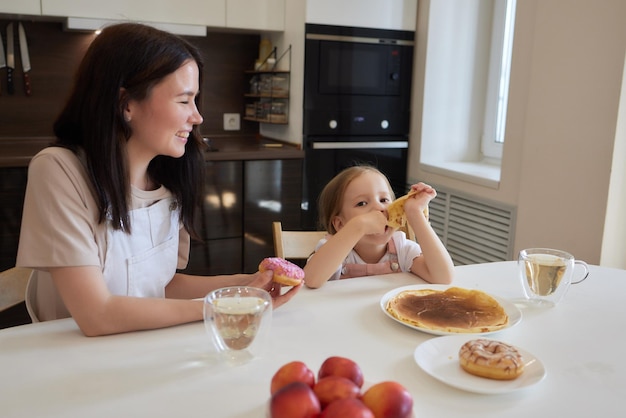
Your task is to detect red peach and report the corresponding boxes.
[361,381,413,418]
[270,381,321,418]
[320,398,375,418]
[270,361,316,395]
[318,356,365,388]
[313,376,361,408]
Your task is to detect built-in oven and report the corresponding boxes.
[301,136,408,230]
[301,24,415,230]
[303,23,414,137]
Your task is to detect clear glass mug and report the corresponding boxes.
[518,248,589,307]
[203,286,272,364]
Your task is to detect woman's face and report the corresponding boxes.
[125,60,203,162]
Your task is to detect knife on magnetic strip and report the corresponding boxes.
[6,22,14,95]
[18,23,31,96]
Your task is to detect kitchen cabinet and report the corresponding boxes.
[41,0,225,28]
[0,0,40,15]
[306,0,417,31]
[243,159,302,272]
[182,158,302,276]
[0,168,27,272]
[184,161,244,276]
[226,0,284,31]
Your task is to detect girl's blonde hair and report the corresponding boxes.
[317,165,395,234]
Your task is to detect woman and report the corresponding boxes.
[16,23,300,336]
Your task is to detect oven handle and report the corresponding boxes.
[311,141,408,150]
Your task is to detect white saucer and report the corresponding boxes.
[414,335,546,394]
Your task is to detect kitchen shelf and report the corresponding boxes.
[244,45,291,125]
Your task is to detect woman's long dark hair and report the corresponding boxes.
[53,23,205,237]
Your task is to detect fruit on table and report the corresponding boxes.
[317,356,365,388]
[270,361,316,395]
[313,376,361,408]
[320,398,375,418]
[269,381,321,418]
[268,357,414,418]
[361,381,414,418]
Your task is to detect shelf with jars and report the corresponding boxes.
[244,45,291,125]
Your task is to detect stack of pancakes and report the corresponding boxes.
[385,287,509,333]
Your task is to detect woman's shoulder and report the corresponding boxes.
[30,146,80,168]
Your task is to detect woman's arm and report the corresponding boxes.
[52,266,301,336]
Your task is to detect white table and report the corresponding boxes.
[1,261,625,417]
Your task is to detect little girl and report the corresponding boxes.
[303,166,454,288]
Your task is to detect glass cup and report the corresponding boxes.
[203,286,272,364]
[518,248,589,307]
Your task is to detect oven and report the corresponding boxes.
[301,136,409,230]
[301,24,415,230]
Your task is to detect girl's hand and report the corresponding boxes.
[348,210,388,235]
[405,183,436,215]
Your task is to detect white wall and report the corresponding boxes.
[409,0,626,265]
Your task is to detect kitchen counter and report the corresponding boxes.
[0,136,303,167]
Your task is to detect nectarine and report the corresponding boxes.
[320,398,375,418]
[270,361,316,395]
[270,381,321,418]
[313,376,361,408]
[361,381,413,418]
[318,356,364,388]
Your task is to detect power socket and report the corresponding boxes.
[223,113,241,131]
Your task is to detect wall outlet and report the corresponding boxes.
[223,113,241,131]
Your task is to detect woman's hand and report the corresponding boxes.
[247,269,303,309]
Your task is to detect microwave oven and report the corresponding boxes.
[304,24,414,136]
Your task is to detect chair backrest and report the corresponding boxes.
[272,222,327,260]
[0,267,34,312]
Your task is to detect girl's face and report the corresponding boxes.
[335,171,395,241]
[125,60,203,162]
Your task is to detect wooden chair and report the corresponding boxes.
[0,267,33,313]
[399,223,416,242]
[272,222,327,260]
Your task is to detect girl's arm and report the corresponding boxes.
[404,184,455,284]
[51,266,300,336]
[303,211,386,288]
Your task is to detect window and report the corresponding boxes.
[419,0,517,187]
[482,0,517,159]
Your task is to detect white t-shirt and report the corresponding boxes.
[313,231,422,281]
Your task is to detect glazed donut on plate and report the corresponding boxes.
[259,257,305,287]
[458,339,525,380]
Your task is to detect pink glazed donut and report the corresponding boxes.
[259,257,304,286]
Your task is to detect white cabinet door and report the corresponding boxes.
[41,0,226,28]
[306,0,417,31]
[0,0,41,15]
[226,0,284,31]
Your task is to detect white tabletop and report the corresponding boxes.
[1,261,625,417]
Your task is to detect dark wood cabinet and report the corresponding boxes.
[182,158,302,275]
[184,161,244,276]
[0,168,27,272]
[243,159,302,272]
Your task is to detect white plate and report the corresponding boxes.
[380,284,522,336]
[414,335,546,394]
